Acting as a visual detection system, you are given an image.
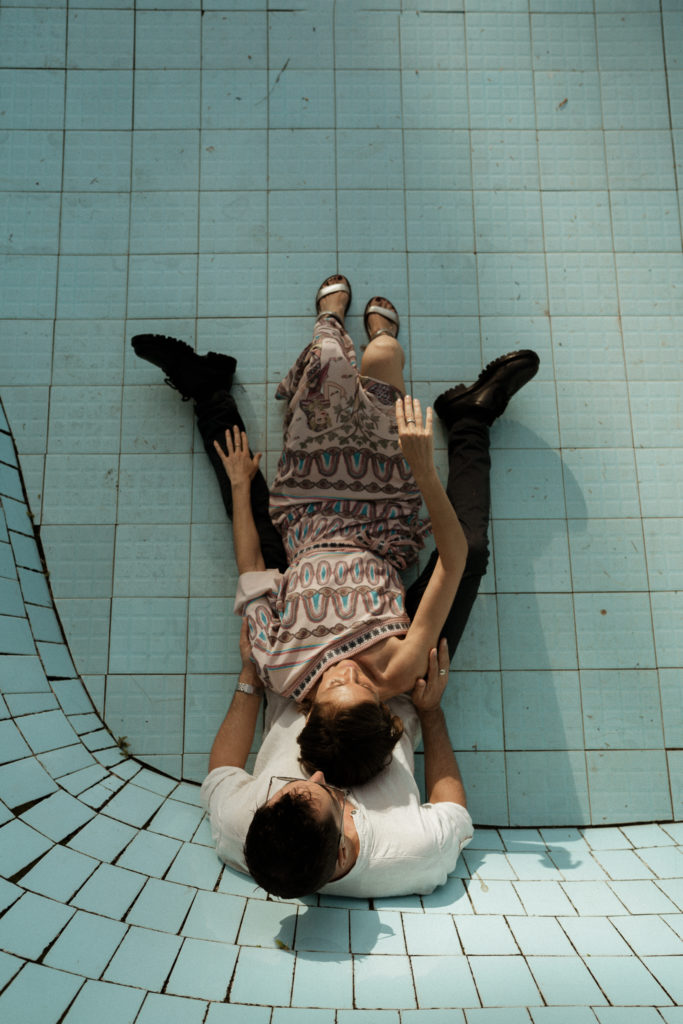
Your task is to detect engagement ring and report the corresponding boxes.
[438,669,447,676]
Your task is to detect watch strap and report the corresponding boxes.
[236,679,262,696]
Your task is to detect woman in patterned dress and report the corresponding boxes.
[214,274,468,786]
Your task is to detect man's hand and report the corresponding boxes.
[411,637,449,713]
[395,395,435,485]
[213,426,262,487]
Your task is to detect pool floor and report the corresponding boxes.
[1,0,682,1018]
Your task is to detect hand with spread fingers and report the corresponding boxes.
[395,394,435,485]
[411,637,450,712]
[214,426,263,488]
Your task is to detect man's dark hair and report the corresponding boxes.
[244,790,339,898]
[298,701,404,787]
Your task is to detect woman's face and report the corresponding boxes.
[314,659,381,709]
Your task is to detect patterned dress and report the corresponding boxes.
[234,315,430,701]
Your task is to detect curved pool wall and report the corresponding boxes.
[1,0,682,1017]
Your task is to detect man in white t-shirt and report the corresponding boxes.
[201,629,473,899]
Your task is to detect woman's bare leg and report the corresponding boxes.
[360,299,407,394]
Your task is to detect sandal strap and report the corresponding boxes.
[364,303,399,327]
[316,280,351,306]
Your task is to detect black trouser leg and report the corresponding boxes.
[195,390,288,573]
[405,414,491,662]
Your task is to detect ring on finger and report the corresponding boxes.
[438,669,447,676]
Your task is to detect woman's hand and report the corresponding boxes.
[213,426,262,487]
[395,395,435,484]
[410,638,450,712]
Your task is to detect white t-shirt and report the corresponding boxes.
[200,693,473,898]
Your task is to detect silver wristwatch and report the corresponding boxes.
[236,679,262,697]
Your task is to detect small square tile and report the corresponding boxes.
[574,592,656,670]
[558,916,631,955]
[411,955,479,1009]
[61,980,145,1024]
[580,669,664,749]
[469,956,540,1007]
[402,70,469,130]
[292,953,354,1009]
[65,70,133,130]
[587,955,672,1006]
[527,956,606,1006]
[503,670,584,749]
[601,70,670,129]
[230,946,295,1007]
[0,963,82,1024]
[45,910,126,978]
[354,954,416,1010]
[166,937,238,1001]
[507,751,590,826]
[534,71,602,129]
[103,926,183,991]
[136,11,201,69]
[532,14,597,69]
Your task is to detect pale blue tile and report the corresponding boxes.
[456,916,515,955]
[72,862,146,918]
[103,926,183,991]
[230,946,295,1007]
[470,130,538,190]
[507,751,590,826]
[166,840,223,889]
[407,190,473,252]
[560,915,631,955]
[0,891,74,959]
[469,70,535,128]
[350,909,405,955]
[411,955,479,1009]
[292,953,354,1009]
[268,190,336,252]
[109,597,187,673]
[587,955,671,1005]
[605,130,676,189]
[535,71,602,129]
[601,70,670,129]
[507,916,574,955]
[134,70,199,130]
[597,12,665,69]
[166,937,238,1000]
[0,818,52,876]
[0,193,60,255]
[494,519,570,592]
[337,71,401,128]
[474,190,542,253]
[469,956,540,1007]
[587,751,672,823]
[117,829,182,877]
[21,788,94,841]
[201,129,267,189]
[574,592,656,670]
[0,70,66,130]
[67,812,135,860]
[408,254,477,317]
[66,9,132,67]
[568,518,648,592]
[0,130,63,192]
[503,670,584,749]
[132,130,199,190]
[0,963,83,1024]
[538,130,607,189]
[0,255,57,318]
[498,593,577,670]
[269,9,333,70]
[136,10,201,68]
[354,954,416,1010]
[0,719,31,763]
[400,11,464,69]
[294,906,349,953]
[612,190,682,252]
[335,9,399,69]
[45,910,126,978]
[65,70,132,131]
[641,957,683,1006]
[527,956,606,1006]
[543,190,613,251]
[402,70,469,129]
[580,670,664,749]
[201,71,268,129]
[199,191,266,254]
[209,1006,272,1024]
[62,980,145,1024]
[236,898,296,949]
[532,13,597,69]
[181,889,245,943]
[442,670,503,752]
[563,448,640,519]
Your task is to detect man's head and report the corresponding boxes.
[244,773,347,898]
[298,660,404,787]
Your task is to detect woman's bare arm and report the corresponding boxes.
[395,396,468,661]
[213,427,266,574]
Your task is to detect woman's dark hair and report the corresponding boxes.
[244,790,339,898]
[298,701,404,787]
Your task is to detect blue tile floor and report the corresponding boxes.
[1,0,682,1018]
